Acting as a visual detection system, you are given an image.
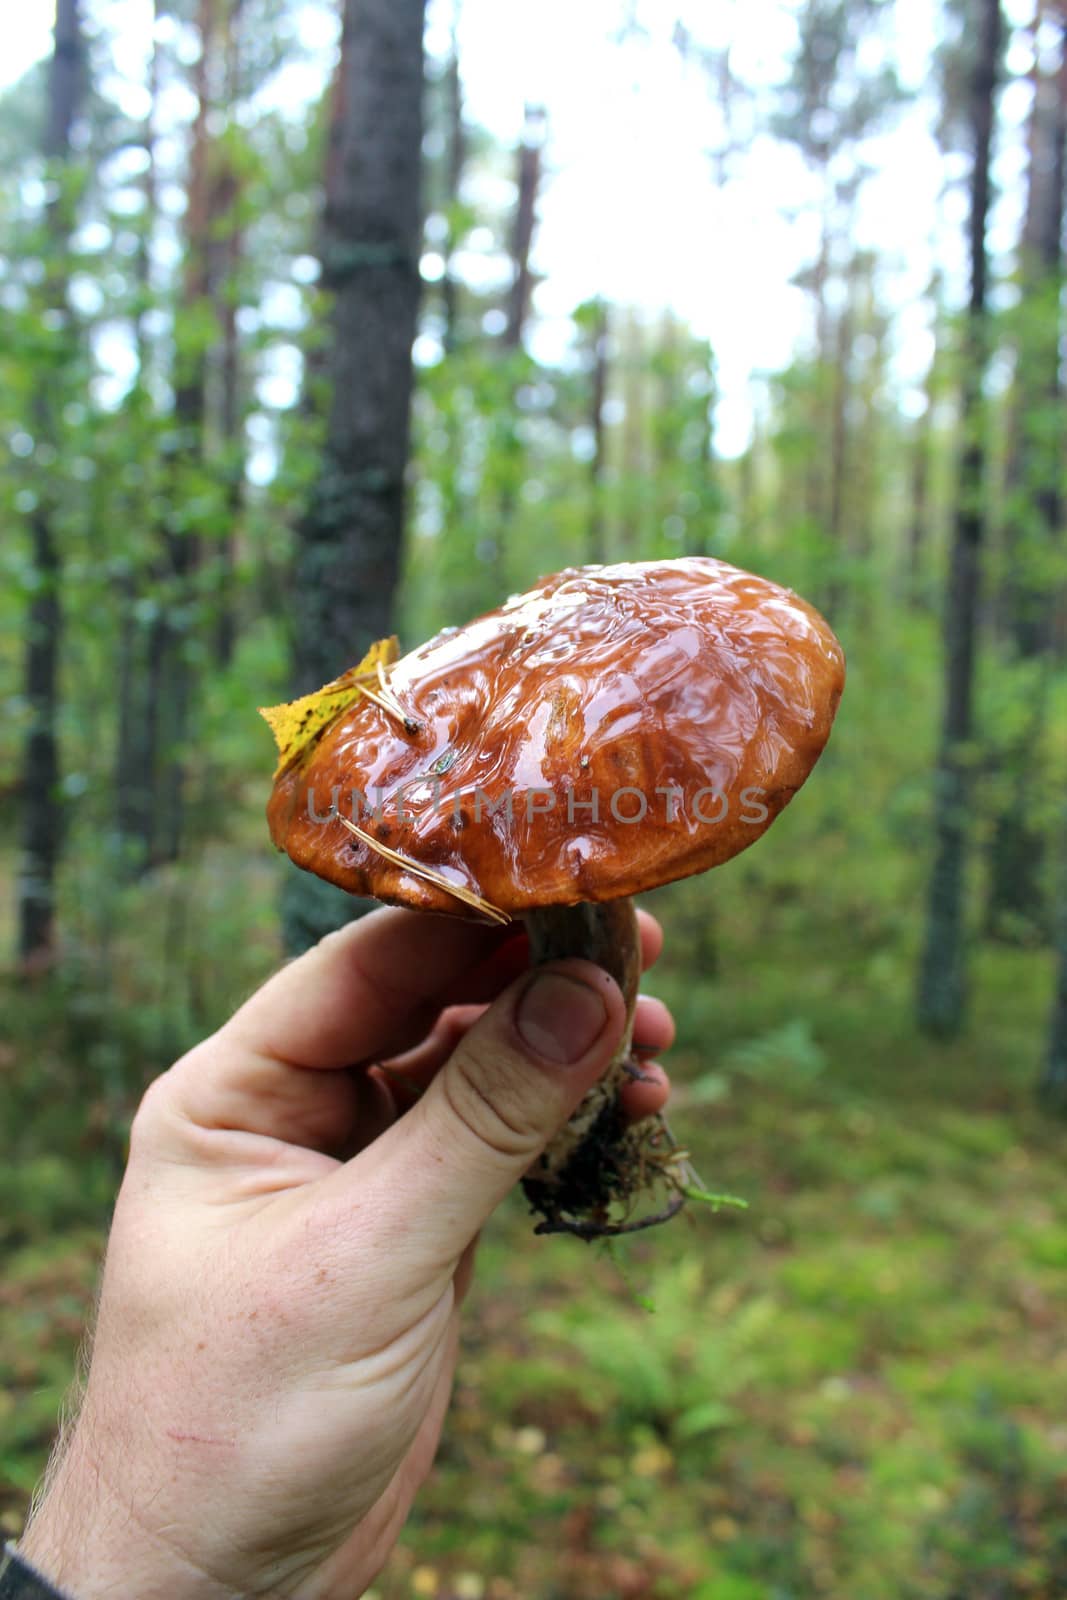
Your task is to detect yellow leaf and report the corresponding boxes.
[259,636,400,779]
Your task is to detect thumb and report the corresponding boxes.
[358,959,627,1271]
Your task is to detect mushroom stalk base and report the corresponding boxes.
[520,899,686,1239]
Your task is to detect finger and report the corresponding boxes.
[161,912,520,1149]
[618,1059,670,1122]
[344,1067,401,1151]
[330,960,628,1282]
[379,1005,490,1100]
[380,991,674,1109]
[219,907,661,1077]
[172,906,666,1149]
[636,908,664,970]
[633,993,674,1055]
[162,1040,366,1155]
[221,908,522,1072]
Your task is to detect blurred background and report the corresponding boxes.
[3,0,1067,1595]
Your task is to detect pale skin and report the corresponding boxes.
[19,907,674,1599]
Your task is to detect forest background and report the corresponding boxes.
[3,1,1067,1595]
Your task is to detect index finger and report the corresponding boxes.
[221,905,664,1074]
[221,908,518,1071]
[161,906,666,1155]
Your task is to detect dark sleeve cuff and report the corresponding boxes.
[0,1545,74,1600]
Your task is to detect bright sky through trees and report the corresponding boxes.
[3,0,1035,453]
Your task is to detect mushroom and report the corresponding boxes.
[265,557,845,1238]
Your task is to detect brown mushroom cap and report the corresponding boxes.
[267,557,845,918]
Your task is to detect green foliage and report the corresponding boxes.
[772,0,907,165]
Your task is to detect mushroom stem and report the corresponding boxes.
[521,898,682,1237]
[525,898,641,1167]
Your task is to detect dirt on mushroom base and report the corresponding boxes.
[523,1096,686,1239]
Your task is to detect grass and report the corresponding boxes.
[2,824,1065,1599]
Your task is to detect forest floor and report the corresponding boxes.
[2,847,1066,1600]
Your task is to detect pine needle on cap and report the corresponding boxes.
[336,814,510,925]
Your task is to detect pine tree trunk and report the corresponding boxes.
[827,288,853,553]
[284,0,427,952]
[115,1,159,873]
[906,422,931,594]
[17,0,85,968]
[917,0,1002,1037]
[213,0,244,669]
[1040,795,1067,1112]
[998,11,1065,658]
[984,13,1065,940]
[150,0,217,866]
[805,203,832,536]
[503,106,544,351]
[489,105,545,589]
[441,5,465,355]
[619,318,646,556]
[587,300,609,564]
[905,272,946,598]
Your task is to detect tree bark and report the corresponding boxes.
[148,0,217,868]
[827,273,854,558]
[211,0,245,669]
[17,0,85,968]
[984,12,1065,941]
[488,105,546,590]
[906,281,942,595]
[587,300,609,564]
[999,9,1066,658]
[284,0,427,951]
[804,204,833,537]
[115,0,159,869]
[503,104,545,350]
[441,3,465,354]
[917,0,1002,1037]
[1040,793,1067,1112]
[619,316,646,557]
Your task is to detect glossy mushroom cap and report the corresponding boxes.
[268,558,845,918]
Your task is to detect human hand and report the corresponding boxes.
[19,908,673,1599]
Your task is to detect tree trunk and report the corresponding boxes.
[487,105,546,590]
[503,104,545,351]
[619,316,646,556]
[441,2,465,355]
[213,243,242,669]
[906,281,942,595]
[827,278,853,555]
[17,0,85,968]
[999,10,1066,658]
[135,4,159,384]
[115,0,159,870]
[737,395,761,544]
[804,201,833,536]
[211,0,245,669]
[1040,793,1067,1112]
[587,300,609,564]
[984,12,1065,940]
[917,0,1002,1037]
[149,0,218,866]
[284,0,427,952]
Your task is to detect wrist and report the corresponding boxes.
[1,1543,74,1600]
[18,1429,234,1600]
